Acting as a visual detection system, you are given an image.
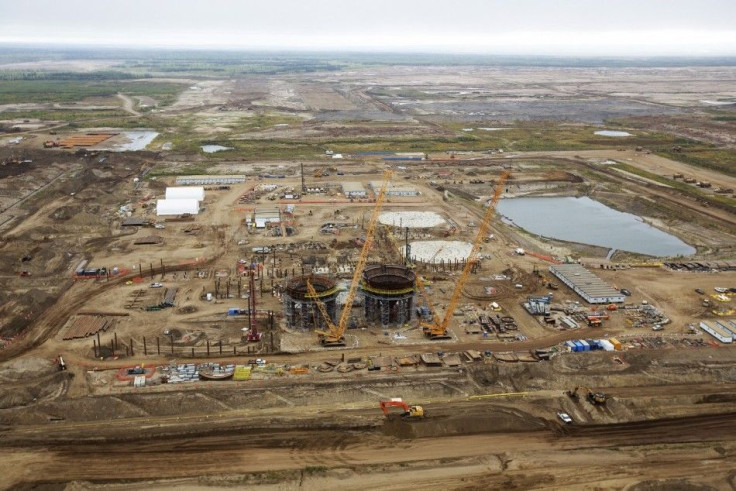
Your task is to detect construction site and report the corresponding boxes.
[1,55,736,489]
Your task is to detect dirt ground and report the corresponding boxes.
[2,62,736,489]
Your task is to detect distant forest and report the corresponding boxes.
[1,45,736,71]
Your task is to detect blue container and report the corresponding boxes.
[565,340,576,351]
[573,340,584,352]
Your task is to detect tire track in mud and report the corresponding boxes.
[0,255,224,363]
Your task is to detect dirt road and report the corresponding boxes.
[2,406,735,489]
[116,92,141,116]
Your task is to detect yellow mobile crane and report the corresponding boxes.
[423,172,509,339]
[308,170,394,346]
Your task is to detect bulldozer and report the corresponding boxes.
[379,398,425,419]
[566,386,608,405]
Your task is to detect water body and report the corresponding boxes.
[594,130,632,137]
[497,197,695,257]
[201,145,233,153]
[112,131,159,151]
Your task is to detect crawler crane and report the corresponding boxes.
[423,172,509,339]
[308,170,394,346]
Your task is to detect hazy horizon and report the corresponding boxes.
[1,0,735,56]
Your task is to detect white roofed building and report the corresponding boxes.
[156,199,200,216]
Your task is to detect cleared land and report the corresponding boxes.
[1,53,736,489]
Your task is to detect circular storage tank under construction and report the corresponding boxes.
[284,275,339,330]
[360,264,416,327]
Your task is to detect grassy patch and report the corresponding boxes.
[235,113,305,132]
[0,79,186,105]
[611,162,736,210]
[656,148,736,178]
[439,123,683,152]
[148,163,211,178]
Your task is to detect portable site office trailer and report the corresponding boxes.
[700,321,733,343]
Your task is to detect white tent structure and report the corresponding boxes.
[156,199,199,216]
[165,186,205,201]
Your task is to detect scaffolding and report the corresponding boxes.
[360,264,416,328]
[283,275,339,330]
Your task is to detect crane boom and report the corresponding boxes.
[317,170,394,345]
[428,172,509,338]
[305,278,336,334]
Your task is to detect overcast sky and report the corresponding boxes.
[1,0,735,55]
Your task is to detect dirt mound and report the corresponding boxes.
[177,305,198,314]
[627,479,717,491]
[48,205,83,221]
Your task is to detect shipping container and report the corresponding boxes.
[573,340,584,352]
[609,337,622,351]
[564,340,576,351]
[579,340,590,351]
[599,339,615,351]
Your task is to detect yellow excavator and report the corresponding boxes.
[379,398,425,419]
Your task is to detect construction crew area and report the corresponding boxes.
[2,63,736,490]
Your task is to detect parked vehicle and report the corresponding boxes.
[620,288,631,296]
[150,282,163,288]
[557,412,573,424]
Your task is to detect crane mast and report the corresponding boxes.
[426,172,509,339]
[315,170,394,346]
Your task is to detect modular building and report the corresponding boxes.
[549,264,625,304]
[700,321,733,343]
[341,181,366,197]
[165,186,205,201]
[156,199,200,216]
[175,175,246,185]
[252,207,281,228]
[369,181,420,197]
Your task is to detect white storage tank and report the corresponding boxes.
[156,199,200,216]
[166,186,205,201]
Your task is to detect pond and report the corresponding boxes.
[496,197,695,257]
[201,145,233,153]
[594,130,632,137]
[113,131,159,151]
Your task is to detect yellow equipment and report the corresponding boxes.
[566,386,608,405]
[380,399,425,419]
[312,170,394,346]
[424,172,509,339]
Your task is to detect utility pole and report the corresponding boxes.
[300,162,306,193]
[404,226,411,266]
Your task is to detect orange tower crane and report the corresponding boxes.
[311,170,394,346]
[424,172,509,339]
